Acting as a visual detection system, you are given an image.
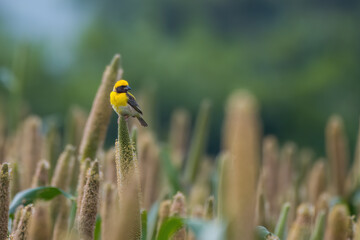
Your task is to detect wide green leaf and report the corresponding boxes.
[156,217,184,240]
[146,202,159,240]
[94,215,101,240]
[9,186,74,218]
[141,210,147,240]
[186,218,205,236]
[255,226,279,240]
[255,226,271,239]
[186,219,226,240]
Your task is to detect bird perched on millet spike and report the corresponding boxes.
[110,80,148,127]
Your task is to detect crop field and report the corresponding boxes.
[0,54,358,240]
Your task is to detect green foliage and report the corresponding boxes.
[274,202,291,239]
[0,3,360,237]
[9,186,73,219]
[186,219,226,240]
[141,210,147,240]
[255,226,278,240]
[156,217,184,240]
[329,196,346,208]
[94,215,101,240]
[216,154,229,220]
[310,211,326,240]
[146,202,160,240]
[68,201,77,233]
[184,100,211,184]
[255,226,271,239]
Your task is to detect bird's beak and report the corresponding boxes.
[125,86,131,91]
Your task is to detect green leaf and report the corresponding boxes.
[160,146,181,194]
[68,201,77,232]
[310,211,326,240]
[94,215,101,240]
[186,219,226,240]
[184,100,211,184]
[274,202,290,239]
[141,210,147,240]
[146,202,159,240]
[156,217,184,240]
[9,186,74,218]
[186,218,205,236]
[329,196,346,208]
[255,226,275,240]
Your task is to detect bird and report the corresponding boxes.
[110,79,148,127]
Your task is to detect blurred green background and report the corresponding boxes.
[0,0,359,156]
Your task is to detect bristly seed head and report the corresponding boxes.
[78,160,100,240]
[0,163,10,240]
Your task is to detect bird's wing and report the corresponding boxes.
[126,92,143,114]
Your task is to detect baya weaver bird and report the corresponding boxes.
[110,80,148,127]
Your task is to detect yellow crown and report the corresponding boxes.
[114,80,129,90]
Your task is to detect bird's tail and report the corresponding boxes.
[136,116,148,127]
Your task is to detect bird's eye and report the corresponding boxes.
[116,85,128,93]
